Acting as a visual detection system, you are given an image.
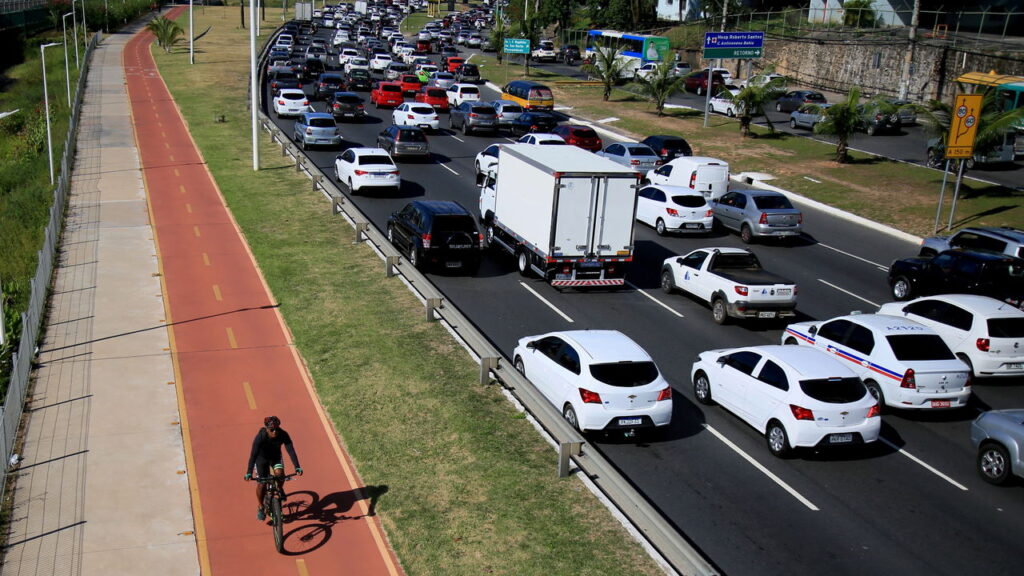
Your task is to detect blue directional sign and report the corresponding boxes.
[503,38,530,54]
[703,32,764,59]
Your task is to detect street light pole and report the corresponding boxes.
[61,14,72,106]
[70,4,80,69]
[189,0,194,65]
[250,0,259,170]
[41,43,61,185]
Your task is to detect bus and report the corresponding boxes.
[956,71,1024,158]
[584,30,671,78]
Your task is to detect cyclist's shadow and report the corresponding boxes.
[279,485,389,555]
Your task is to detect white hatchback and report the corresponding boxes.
[636,184,713,235]
[271,88,310,117]
[446,83,481,107]
[691,345,881,457]
[512,330,673,436]
[782,313,972,410]
[392,102,439,131]
[878,294,1024,378]
[474,143,500,178]
[333,147,401,194]
[369,54,393,72]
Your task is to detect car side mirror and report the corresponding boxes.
[716,357,728,366]
[901,306,910,314]
[526,341,537,350]
[675,257,684,265]
[808,326,818,335]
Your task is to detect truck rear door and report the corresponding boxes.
[593,176,637,259]
[551,176,594,259]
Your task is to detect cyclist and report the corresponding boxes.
[244,416,303,521]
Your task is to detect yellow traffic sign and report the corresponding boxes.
[945,94,983,159]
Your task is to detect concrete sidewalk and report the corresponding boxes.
[1,22,199,576]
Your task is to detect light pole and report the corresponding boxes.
[69,5,80,69]
[189,0,194,64]
[250,0,258,170]
[62,13,74,106]
[41,42,61,185]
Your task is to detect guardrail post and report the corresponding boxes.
[313,174,322,192]
[426,297,442,322]
[479,356,499,386]
[332,196,345,215]
[385,255,400,277]
[281,136,288,156]
[558,441,581,478]
[354,222,369,243]
[295,155,303,172]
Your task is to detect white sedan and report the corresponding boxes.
[333,147,401,195]
[369,54,393,72]
[708,85,742,117]
[516,133,565,145]
[636,184,713,235]
[691,345,881,457]
[392,103,439,131]
[513,330,673,436]
[272,88,310,117]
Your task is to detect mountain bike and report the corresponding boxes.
[256,473,298,552]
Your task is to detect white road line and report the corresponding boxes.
[437,162,459,176]
[519,282,574,323]
[817,279,879,308]
[879,437,969,491]
[704,424,820,511]
[450,134,465,143]
[625,281,684,318]
[817,242,889,271]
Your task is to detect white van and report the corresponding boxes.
[646,156,730,201]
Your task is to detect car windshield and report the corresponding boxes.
[462,65,478,73]
[308,118,335,128]
[590,362,660,387]
[885,334,955,360]
[799,377,867,404]
[358,155,394,166]
[672,195,706,208]
[753,195,794,210]
[626,145,657,156]
[988,318,1024,338]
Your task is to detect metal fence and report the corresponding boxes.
[0,32,98,498]
[0,0,49,14]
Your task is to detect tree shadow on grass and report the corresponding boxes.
[953,205,1019,228]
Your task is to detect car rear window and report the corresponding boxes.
[988,318,1024,338]
[885,334,955,361]
[337,95,362,104]
[799,378,867,403]
[358,155,394,166]
[432,215,476,233]
[398,129,427,142]
[753,195,795,210]
[540,140,566,145]
[626,145,656,156]
[382,85,402,92]
[281,92,305,101]
[470,106,495,114]
[671,195,707,208]
[529,88,553,99]
[411,106,435,114]
[462,64,479,73]
[571,128,598,138]
[461,86,480,95]
[806,93,826,102]
[308,118,336,128]
[426,88,446,97]
[500,104,524,113]
[590,362,660,387]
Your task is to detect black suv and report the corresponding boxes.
[888,249,1024,308]
[314,73,346,100]
[346,68,373,91]
[640,135,693,161]
[559,44,581,64]
[386,201,483,272]
[326,91,366,121]
[509,111,559,136]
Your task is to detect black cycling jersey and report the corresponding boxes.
[246,427,300,476]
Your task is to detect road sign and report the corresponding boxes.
[702,32,764,59]
[945,94,983,159]
[503,38,530,54]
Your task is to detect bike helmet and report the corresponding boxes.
[264,416,281,428]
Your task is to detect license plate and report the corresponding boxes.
[684,223,701,229]
[758,311,777,319]
[931,400,951,408]
[618,417,643,426]
[828,433,853,444]
[371,172,389,178]
[1006,363,1024,369]
[776,289,792,296]
[419,124,432,129]
[579,261,602,268]
[445,261,462,268]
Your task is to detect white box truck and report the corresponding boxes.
[478,144,641,288]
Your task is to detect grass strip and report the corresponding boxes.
[154,7,665,576]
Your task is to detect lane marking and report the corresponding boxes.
[185,203,192,214]
[169,154,175,161]
[202,252,210,266]
[449,134,465,143]
[174,168,180,177]
[212,284,222,302]
[295,559,310,576]
[165,142,170,149]
[704,424,820,511]
[817,242,888,271]
[817,279,879,308]
[519,282,574,323]
[193,225,201,237]
[179,184,186,194]
[242,381,258,410]
[226,327,238,349]
[625,281,683,317]
[879,437,968,491]
[437,161,459,176]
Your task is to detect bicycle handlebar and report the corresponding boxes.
[252,473,300,483]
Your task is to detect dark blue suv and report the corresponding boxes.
[386,201,483,272]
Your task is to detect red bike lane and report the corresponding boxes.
[124,10,403,574]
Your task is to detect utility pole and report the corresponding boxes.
[899,0,921,100]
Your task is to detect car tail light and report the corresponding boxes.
[278,100,285,105]
[421,233,431,249]
[705,209,713,218]
[407,114,415,119]
[579,388,602,404]
[734,286,748,296]
[358,104,365,109]
[657,387,672,401]
[899,369,916,389]
[303,100,309,106]
[797,213,803,224]
[976,338,990,352]
[688,171,697,189]
[759,212,769,225]
[353,170,368,175]
[469,113,479,118]
[666,208,679,217]
[867,404,881,418]
[630,159,641,165]
[965,373,972,387]
[790,405,815,421]
[661,148,669,156]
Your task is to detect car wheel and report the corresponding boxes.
[696,86,703,96]
[409,246,423,270]
[891,275,913,300]
[463,122,470,135]
[517,250,530,277]
[865,380,886,412]
[711,298,728,325]
[386,225,395,244]
[867,123,877,136]
[956,354,976,379]
[655,218,668,236]
[775,102,783,112]
[789,118,797,129]
[514,356,525,375]
[784,337,798,345]
[449,116,454,129]
[693,371,713,405]
[766,420,791,458]
[334,167,342,182]
[727,108,735,118]
[660,270,675,294]
[563,404,581,432]
[740,224,754,244]
[348,178,358,196]
[978,442,1013,485]
[301,138,308,151]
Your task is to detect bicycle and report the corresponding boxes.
[255,473,298,552]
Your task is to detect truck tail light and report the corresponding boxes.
[579,388,602,404]
[899,369,916,389]
[665,208,679,217]
[657,387,672,401]
[867,404,881,418]
[976,338,990,352]
[421,233,431,249]
[790,405,814,421]
[689,171,697,189]
[734,286,748,296]
[759,212,769,225]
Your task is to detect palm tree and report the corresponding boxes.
[720,74,788,137]
[146,16,183,53]
[813,87,866,163]
[635,61,685,116]
[917,87,1024,168]
[582,42,631,101]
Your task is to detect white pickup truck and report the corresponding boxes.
[530,40,557,62]
[660,247,797,324]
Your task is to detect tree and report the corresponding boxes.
[813,87,866,163]
[720,73,788,137]
[917,87,1024,168]
[843,0,877,28]
[490,22,508,64]
[635,61,685,116]
[582,42,631,101]
[146,16,184,53]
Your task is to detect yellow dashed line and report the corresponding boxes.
[193,226,201,237]
[202,252,210,266]
[212,284,222,301]
[295,559,310,576]
[226,327,238,349]
[169,154,175,161]
[242,382,257,410]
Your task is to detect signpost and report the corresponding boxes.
[934,93,983,231]
[702,32,764,60]
[503,38,530,54]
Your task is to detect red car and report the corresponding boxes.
[444,57,465,73]
[683,69,726,96]
[370,82,405,108]
[552,125,603,152]
[415,86,450,111]
[399,74,423,94]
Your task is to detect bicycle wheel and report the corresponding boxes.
[271,495,284,553]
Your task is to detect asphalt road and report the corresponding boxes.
[264,28,1024,576]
